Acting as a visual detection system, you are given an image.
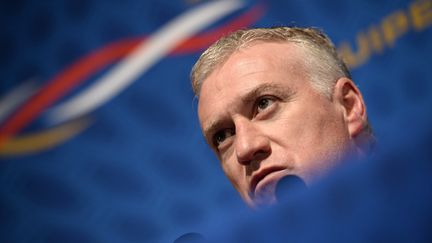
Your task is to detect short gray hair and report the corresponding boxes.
[190,26,351,98]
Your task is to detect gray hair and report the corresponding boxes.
[190,26,351,98]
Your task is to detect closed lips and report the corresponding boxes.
[250,166,286,195]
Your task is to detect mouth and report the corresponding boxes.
[250,166,286,199]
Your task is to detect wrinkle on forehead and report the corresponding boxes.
[209,59,270,96]
[199,43,305,102]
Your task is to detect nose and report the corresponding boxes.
[235,118,271,165]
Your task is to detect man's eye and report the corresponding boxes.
[213,129,235,146]
[256,97,275,113]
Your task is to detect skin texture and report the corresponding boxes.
[197,42,367,207]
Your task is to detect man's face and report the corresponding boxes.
[198,42,356,207]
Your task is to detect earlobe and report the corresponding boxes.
[334,77,367,138]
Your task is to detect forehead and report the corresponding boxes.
[197,42,307,122]
[202,42,305,92]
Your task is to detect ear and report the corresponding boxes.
[333,77,367,138]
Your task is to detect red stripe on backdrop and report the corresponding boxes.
[0,39,140,147]
[0,4,265,148]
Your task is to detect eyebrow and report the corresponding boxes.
[240,83,295,104]
[202,82,296,145]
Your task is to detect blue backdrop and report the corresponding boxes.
[1,0,431,242]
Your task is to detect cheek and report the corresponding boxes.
[272,109,329,146]
[296,113,347,156]
[293,101,346,140]
[272,105,350,171]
